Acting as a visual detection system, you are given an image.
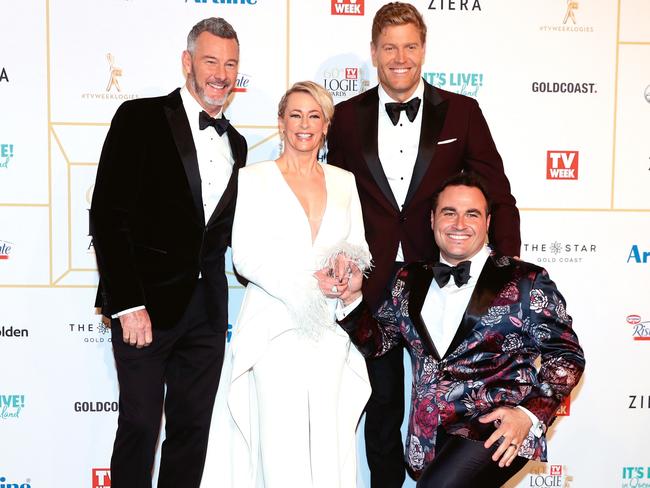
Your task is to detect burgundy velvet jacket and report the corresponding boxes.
[327,81,520,309]
[338,256,585,477]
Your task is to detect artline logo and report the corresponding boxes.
[627,245,650,264]
[547,151,579,180]
[0,240,13,260]
[628,395,650,409]
[331,0,364,16]
[232,73,251,93]
[81,53,139,101]
[322,66,370,102]
[424,71,483,98]
[0,326,29,338]
[532,81,597,94]
[0,67,8,82]
[68,321,112,344]
[626,314,650,341]
[92,468,111,488]
[540,0,594,33]
[1,143,14,169]
[526,464,573,487]
[187,0,257,4]
[74,401,118,413]
[522,241,597,264]
[0,394,25,420]
[0,477,31,488]
[556,396,571,416]
[622,467,650,487]
[427,0,481,11]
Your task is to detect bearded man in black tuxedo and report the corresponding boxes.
[90,17,247,488]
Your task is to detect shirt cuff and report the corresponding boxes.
[111,305,146,319]
[335,295,363,320]
[517,405,544,438]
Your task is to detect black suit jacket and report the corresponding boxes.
[90,88,247,330]
[327,81,520,309]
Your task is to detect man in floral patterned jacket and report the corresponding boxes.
[330,172,585,487]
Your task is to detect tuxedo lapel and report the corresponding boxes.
[403,83,448,208]
[407,264,441,360]
[443,257,514,358]
[163,89,204,225]
[206,125,243,227]
[358,88,400,211]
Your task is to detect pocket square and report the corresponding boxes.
[437,138,457,145]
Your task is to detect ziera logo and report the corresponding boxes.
[92,468,111,488]
[628,395,650,409]
[0,477,31,488]
[547,151,579,180]
[427,0,481,11]
[626,314,650,341]
[0,67,8,82]
[331,0,364,16]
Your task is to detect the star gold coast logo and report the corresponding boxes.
[540,0,594,33]
[81,53,139,101]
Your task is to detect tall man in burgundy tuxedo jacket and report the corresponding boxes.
[326,3,520,486]
[329,173,584,487]
[90,18,247,488]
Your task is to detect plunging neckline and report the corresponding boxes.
[273,160,328,245]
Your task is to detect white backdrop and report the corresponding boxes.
[1,1,649,487]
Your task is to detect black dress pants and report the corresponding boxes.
[416,428,529,488]
[109,280,226,488]
[364,261,407,488]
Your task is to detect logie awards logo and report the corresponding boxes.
[81,53,138,101]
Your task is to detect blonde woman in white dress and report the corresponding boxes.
[201,81,371,488]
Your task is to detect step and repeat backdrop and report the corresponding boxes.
[1,0,649,487]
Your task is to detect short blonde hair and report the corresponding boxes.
[277,81,334,125]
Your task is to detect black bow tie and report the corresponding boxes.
[199,110,229,135]
[384,97,421,126]
[432,261,471,288]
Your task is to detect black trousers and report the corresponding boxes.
[364,261,407,488]
[416,428,529,488]
[109,280,226,488]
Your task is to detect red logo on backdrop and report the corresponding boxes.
[627,314,650,341]
[556,396,571,416]
[232,73,251,93]
[92,468,111,488]
[331,0,364,16]
[550,465,563,476]
[547,150,579,180]
[345,68,358,79]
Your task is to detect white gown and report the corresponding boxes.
[201,160,371,488]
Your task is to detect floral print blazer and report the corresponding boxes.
[338,256,585,477]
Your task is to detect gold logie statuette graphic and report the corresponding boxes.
[106,53,122,93]
[563,0,578,25]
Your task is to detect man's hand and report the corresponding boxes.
[480,406,532,468]
[119,309,153,348]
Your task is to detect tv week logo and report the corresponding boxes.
[92,468,111,488]
[547,151,579,180]
[331,0,364,16]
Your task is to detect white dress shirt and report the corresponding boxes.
[113,87,234,318]
[377,79,425,262]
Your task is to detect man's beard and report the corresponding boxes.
[189,70,230,109]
